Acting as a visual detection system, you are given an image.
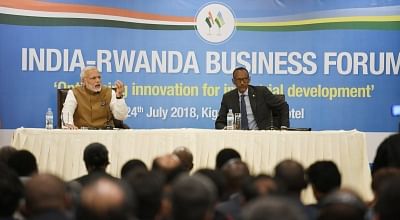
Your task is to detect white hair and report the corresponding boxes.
[80,66,98,82]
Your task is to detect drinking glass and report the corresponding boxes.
[234,113,241,130]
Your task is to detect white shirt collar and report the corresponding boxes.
[238,88,249,96]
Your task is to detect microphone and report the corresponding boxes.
[267,109,278,130]
[104,99,113,129]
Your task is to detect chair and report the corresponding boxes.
[269,94,286,129]
[269,94,311,131]
[57,88,129,129]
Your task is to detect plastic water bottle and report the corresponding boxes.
[227,109,234,130]
[45,108,53,129]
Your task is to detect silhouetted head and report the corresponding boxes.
[7,149,38,177]
[77,177,134,220]
[173,146,194,172]
[307,160,341,201]
[152,153,184,183]
[215,148,241,169]
[171,174,217,220]
[120,159,147,179]
[83,143,109,173]
[374,175,400,220]
[274,159,307,197]
[24,173,69,215]
[0,146,17,164]
[242,196,306,220]
[319,189,366,220]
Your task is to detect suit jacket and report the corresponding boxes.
[215,85,289,130]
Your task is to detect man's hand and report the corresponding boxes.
[114,80,124,98]
[63,123,78,130]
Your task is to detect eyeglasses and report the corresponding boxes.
[233,77,249,83]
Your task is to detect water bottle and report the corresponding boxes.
[226,109,234,130]
[45,108,53,129]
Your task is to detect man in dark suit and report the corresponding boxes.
[215,67,289,130]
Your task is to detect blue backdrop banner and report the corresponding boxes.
[0,0,399,131]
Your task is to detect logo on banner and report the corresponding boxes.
[195,2,236,44]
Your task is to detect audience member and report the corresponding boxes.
[318,189,366,220]
[220,159,250,200]
[195,169,230,220]
[24,173,71,220]
[76,177,134,220]
[7,149,38,180]
[216,159,250,220]
[152,153,184,184]
[215,148,241,170]
[274,159,307,198]
[274,159,317,220]
[372,133,400,173]
[72,142,114,187]
[195,168,226,201]
[242,196,307,220]
[171,174,217,220]
[370,167,400,204]
[307,160,341,208]
[0,162,24,220]
[120,159,147,179]
[124,170,165,220]
[253,174,277,196]
[0,145,17,164]
[366,168,400,220]
[172,146,194,172]
[374,175,400,220]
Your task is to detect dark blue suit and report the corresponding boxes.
[215,85,289,129]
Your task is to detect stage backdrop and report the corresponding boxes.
[0,0,399,131]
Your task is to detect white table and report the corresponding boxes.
[11,128,372,203]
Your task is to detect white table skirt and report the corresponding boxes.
[11,128,372,203]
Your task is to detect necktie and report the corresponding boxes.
[240,94,249,130]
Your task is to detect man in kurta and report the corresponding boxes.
[62,66,128,129]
